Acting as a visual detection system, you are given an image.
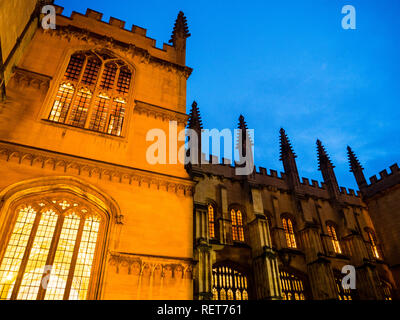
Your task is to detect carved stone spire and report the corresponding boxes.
[169,11,191,65]
[280,128,300,188]
[187,101,202,165]
[347,146,367,187]
[188,101,202,131]
[317,139,340,199]
[236,115,253,166]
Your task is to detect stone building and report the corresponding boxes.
[0,4,194,300]
[187,103,397,300]
[0,2,398,301]
[1,0,47,100]
[348,147,400,295]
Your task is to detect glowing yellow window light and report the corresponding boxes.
[0,202,102,300]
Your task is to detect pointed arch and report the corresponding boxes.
[45,48,136,137]
[0,176,120,300]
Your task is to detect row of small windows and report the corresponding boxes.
[280,271,306,300]
[0,201,101,300]
[335,275,353,300]
[212,266,248,301]
[48,50,132,137]
[282,218,297,249]
[207,206,244,242]
[207,206,381,260]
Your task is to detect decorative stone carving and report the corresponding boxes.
[0,141,195,197]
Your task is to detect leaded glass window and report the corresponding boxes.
[212,266,248,300]
[48,50,133,137]
[282,217,297,248]
[327,224,342,254]
[0,199,102,300]
[280,271,306,300]
[231,209,244,242]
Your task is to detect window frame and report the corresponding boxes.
[279,269,308,301]
[41,48,135,139]
[212,264,249,301]
[0,194,108,300]
[365,228,380,260]
[208,203,216,239]
[230,207,245,243]
[326,222,342,254]
[281,215,297,249]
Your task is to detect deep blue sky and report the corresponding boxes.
[56,0,400,190]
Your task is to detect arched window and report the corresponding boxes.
[366,230,380,259]
[48,50,133,137]
[212,266,248,301]
[0,198,104,300]
[279,270,306,300]
[282,217,296,248]
[327,223,342,254]
[335,274,354,300]
[381,280,392,300]
[208,204,215,239]
[231,209,244,242]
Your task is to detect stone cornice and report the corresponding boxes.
[46,25,193,79]
[0,140,194,197]
[134,100,189,126]
[11,67,52,90]
[108,251,194,277]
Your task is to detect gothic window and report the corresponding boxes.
[208,204,215,239]
[335,274,354,300]
[381,281,392,300]
[231,209,244,242]
[0,199,103,300]
[48,50,133,137]
[279,271,306,300]
[327,223,342,254]
[366,230,380,259]
[282,217,297,248]
[212,266,248,301]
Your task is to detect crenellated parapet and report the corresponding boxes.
[190,156,362,205]
[50,6,192,75]
[362,163,400,198]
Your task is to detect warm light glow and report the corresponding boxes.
[0,206,37,300]
[367,231,380,259]
[282,218,297,248]
[327,225,342,254]
[280,271,306,300]
[336,276,352,300]
[48,50,132,137]
[0,201,101,300]
[231,209,244,242]
[212,266,248,301]
[208,204,215,238]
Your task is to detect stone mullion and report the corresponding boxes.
[64,56,89,124]
[84,60,105,130]
[37,214,65,300]
[62,217,86,300]
[10,211,43,300]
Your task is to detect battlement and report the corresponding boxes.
[368,163,399,185]
[191,154,361,200]
[362,163,400,199]
[53,6,184,66]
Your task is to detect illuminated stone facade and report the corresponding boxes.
[0,5,194,300]
[0,3,398,301]
[187,107,398,300]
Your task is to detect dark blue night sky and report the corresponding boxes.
[57,0,400,190]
